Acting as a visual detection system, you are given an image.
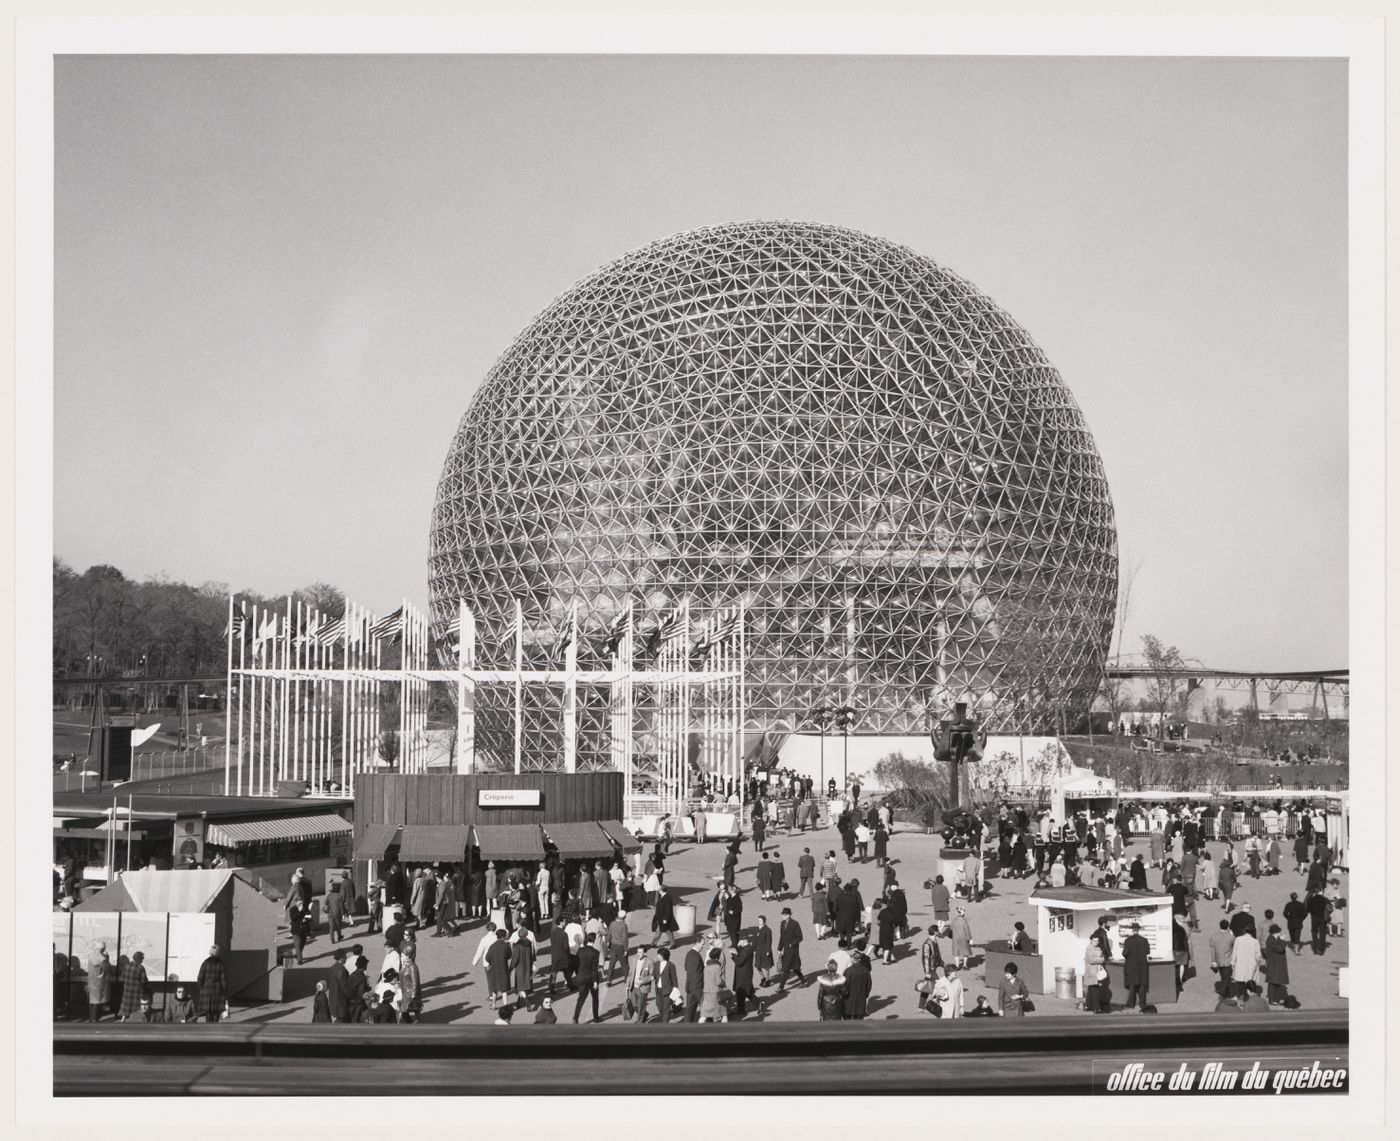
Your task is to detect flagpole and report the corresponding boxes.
[236,601,247,796]
[514,598,524,775]
[563,600,578,775]
[737,604,747,822]
[282,596,292,783]
[224,595,234,796]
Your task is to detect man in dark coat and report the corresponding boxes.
[833,881,864,946]
[384,863,407,910]
[1305,889,1331,955]
[770,852,787,900]
[484,928,512,1007]
[755,852,773,898]
[1306,859,1328,893]
[548,920,572,993]
[753,914,775,986]
[1121,922,1151,1012]
[721,887,744,946]
[683,944,705,1022]
[572,933,602,1023]
[195,945,228,1022]
[777,907,804,990]
[752,811,766,852]
[722,845,738,888]
[345,955,370,1014]
[731,936,758,1018]
[651,890,678,949]
[797,848,816,896]
[324,878,346,943]
[885,882,909,938]
[1283,892,1307,953]
[843,944,873,1019]
[1128,854,1148,891]
[654,948,678,1023]
[326,949,351,1023]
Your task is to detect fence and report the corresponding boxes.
[52,908,217,1021]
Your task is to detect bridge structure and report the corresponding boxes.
[1104,665,1349,720]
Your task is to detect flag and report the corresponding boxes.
[1186,677,1202,696]
[315,616,346,648]
[370,606,404,642]
[252,613,278,648]
[296,614,324,646]
[602,608,629,657]
[645,611,686,657]
[441,614,462,638]
[224,607,247,641]
[695,610,740,657]
[346,611,366,645]
[1268,687,1281,706]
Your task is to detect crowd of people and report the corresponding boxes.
[57,787,1344,1027]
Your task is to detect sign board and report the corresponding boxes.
[478,789,542,808]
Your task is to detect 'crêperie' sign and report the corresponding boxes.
[478,789,542,807]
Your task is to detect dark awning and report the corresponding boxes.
[471,824,546,863]
[353,824,400,861]
[397,825,472,863]
[205,814,352,847]
[597,820,642,855]
[543,821,614,859]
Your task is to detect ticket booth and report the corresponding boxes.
[1029,885,1177,1003]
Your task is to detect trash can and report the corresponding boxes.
[1054,966,1076,1001]
[674,903,697,938]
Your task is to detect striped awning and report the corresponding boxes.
[353,824,400,861]
[543,821,614,859]
[471,824,546,863]
[597,820,642,855]
[205,813,352,847]
[397,825,472,863]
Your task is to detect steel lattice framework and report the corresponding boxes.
[429,220,1117,761]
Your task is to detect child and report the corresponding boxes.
[311,980,332,1023]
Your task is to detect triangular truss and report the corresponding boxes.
[428,220,1117,757]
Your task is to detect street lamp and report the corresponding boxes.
[835,705,857,791]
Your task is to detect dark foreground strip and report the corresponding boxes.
[54,1012,1347,1096]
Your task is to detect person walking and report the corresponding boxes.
[627,945,655,1023]
[950,907,973,970]
[929,875,951,934]
[1208,919,1235,999]
[1263,924,1291,1005]
[730,935,758,1019]
[1230,924,1262,1000]
[754,914,775,987]
[843,943,872,1020]
[484,928,512,1010]
[1218,857,1237,913]
[195,945,228,1023]
[509,926,536,1007]
[776,908,804,990]
[117,951,149,1021]
[1283,892,1307,953]
[85,942,112,1022]
[572,933,602,1023]
[683,943,706,1022]
[311,981,333,1023]
[1199,849,1217,900]
[798,848,815,897]
[997,961,1029,1017]
[722,885,744,947]
[873,823,889,867]
[366,877,384,935]
[434,871,458,937]
[699,946,726,1023]
[324,879,346,944]
[397,942,422,1023]
[816,959,848,1020]
[1306,889,1331,956]
[1121,922,1151,1012]
[833,880,863,947]
[604,909,630,984]
[651,889,678,950]
[640,947,672,1023]
[287,895,308,965]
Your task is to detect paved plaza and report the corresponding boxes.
[237,821,1348,1026]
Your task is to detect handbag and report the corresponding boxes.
[1022,998,1035,1013]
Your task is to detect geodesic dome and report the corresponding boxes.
[429,220,1116,763]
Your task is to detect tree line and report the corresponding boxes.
[53,558,345,679]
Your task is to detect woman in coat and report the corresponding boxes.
[810,880,829,939]
[873,825,889,866]
[815,960,848,1020]
[1266,837,1282,876]
[832,882,863,945]
[699,948,726,1023]
[117,951,149,1021]
[1199,849,1218,899]
[919,924,944,986]
[1263,924,1290,1005]
[949,907,973,970]
[876,902,898,965]
[484,862,499,909]
[753,916,775,986]
[843,949,872,1019]
[433,873,458,937]
[1218,858,1237,912]
[506,927,535,1004]
[484,928,512,1009]
[398,942,422,1022]
[311,981,332,1023]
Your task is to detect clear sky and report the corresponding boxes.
[53,54,1348,670]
